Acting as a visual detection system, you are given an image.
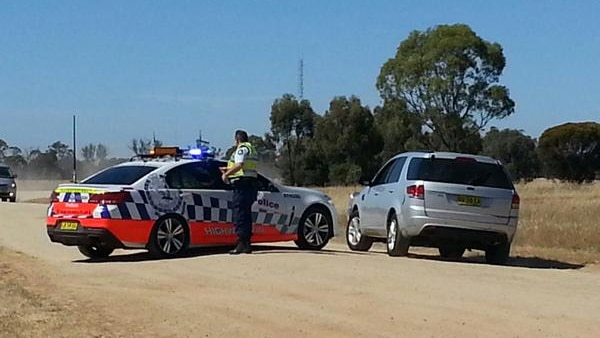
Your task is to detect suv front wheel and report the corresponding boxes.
[346,210,373,251]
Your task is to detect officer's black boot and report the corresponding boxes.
[229,241,252,255]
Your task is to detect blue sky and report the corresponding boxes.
[1,0,599,157]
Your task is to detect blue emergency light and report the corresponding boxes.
[183,145,215,160]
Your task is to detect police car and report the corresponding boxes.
[46,147,337,258]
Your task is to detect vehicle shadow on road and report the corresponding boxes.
[407,253,585,270]
[73,245,363,264]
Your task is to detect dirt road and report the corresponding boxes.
[1,202,599,337]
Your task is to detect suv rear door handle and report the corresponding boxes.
[388,190,395,194]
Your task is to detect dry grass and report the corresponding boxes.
[318,180,600,262]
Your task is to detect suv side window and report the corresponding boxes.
[386,157,407,183]
[371,159,397,186]
[166,162,222,190]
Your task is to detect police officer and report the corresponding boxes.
[221,130,259,254]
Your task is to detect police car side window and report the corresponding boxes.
[166,163,219,190]
[256,175,279,193]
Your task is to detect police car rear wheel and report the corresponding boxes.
[78,245,114,259]
[148,216,189,258]
[295,206,331,250]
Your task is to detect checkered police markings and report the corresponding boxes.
[94,191,298,234]
[50,176,301,235]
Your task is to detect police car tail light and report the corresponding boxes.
[50,191,59,203]
[407,185,425,199]
[89,191,130,205]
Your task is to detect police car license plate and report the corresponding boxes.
[457,195,481,207]
[59,221,79,231]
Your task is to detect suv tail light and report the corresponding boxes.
[89,191,130,205]
[50,190,59,203]
[407,185,425,199]
[511,193,520,209]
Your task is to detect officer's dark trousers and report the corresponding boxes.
[232,178,258,243]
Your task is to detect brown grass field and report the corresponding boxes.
[319,180,600,264]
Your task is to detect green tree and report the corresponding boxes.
[314,96,383,185]
[0,139,8,160]
[373,99,426,161]
[96,143,108,163]
[270,94,318,185]
[81,144,97,162]
[377,24,514,153]
[482,128,539,181]
[129,138,153,155]
[538,122,600,182]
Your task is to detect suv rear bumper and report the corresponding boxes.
[405,215,517,249]
[410,226,508,250]
[47,226,125,248]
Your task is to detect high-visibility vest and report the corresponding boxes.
[227,142,258,179]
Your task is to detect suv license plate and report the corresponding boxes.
[457,195,481,207]
[59,221,79,231]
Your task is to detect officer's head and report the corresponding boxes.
[234,130,249,145]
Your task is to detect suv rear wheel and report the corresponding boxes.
[346,210,373,251]
[485,242,511,265]
[387,212,409,257]
[438,245,465,259]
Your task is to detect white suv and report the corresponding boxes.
[347,152,519,264]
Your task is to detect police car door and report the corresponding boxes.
[252,175,291,238]
[164,161,236,245]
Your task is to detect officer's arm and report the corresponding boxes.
[223,163,243,177]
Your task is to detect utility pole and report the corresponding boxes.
[72,114,77,183]
[298,58,304,100]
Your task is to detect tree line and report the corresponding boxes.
[252,24,600,185]
[2,24,598,183]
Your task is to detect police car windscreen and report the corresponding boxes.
[407,158,513,189]
[0,167,12,178]
[83,166,156,185]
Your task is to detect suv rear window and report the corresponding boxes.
[83,166,156,185]
[407,158,513,189]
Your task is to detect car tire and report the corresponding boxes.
[438,246,466,259]
[386,212,409,257]
[346,210,373,251]
[148,216,190,258]
[78,245,114,259]
[485,242,511,265]
[295,205,332,250]
[9,197,16,203]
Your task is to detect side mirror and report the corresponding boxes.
[359,179,371,186]
[12,174,18,179]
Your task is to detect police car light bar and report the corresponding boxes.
[149,147,181,156]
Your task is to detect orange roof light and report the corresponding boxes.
[150,147,180,156]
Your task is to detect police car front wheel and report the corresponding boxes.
[148,216,190,258]
[295,206,332,250]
